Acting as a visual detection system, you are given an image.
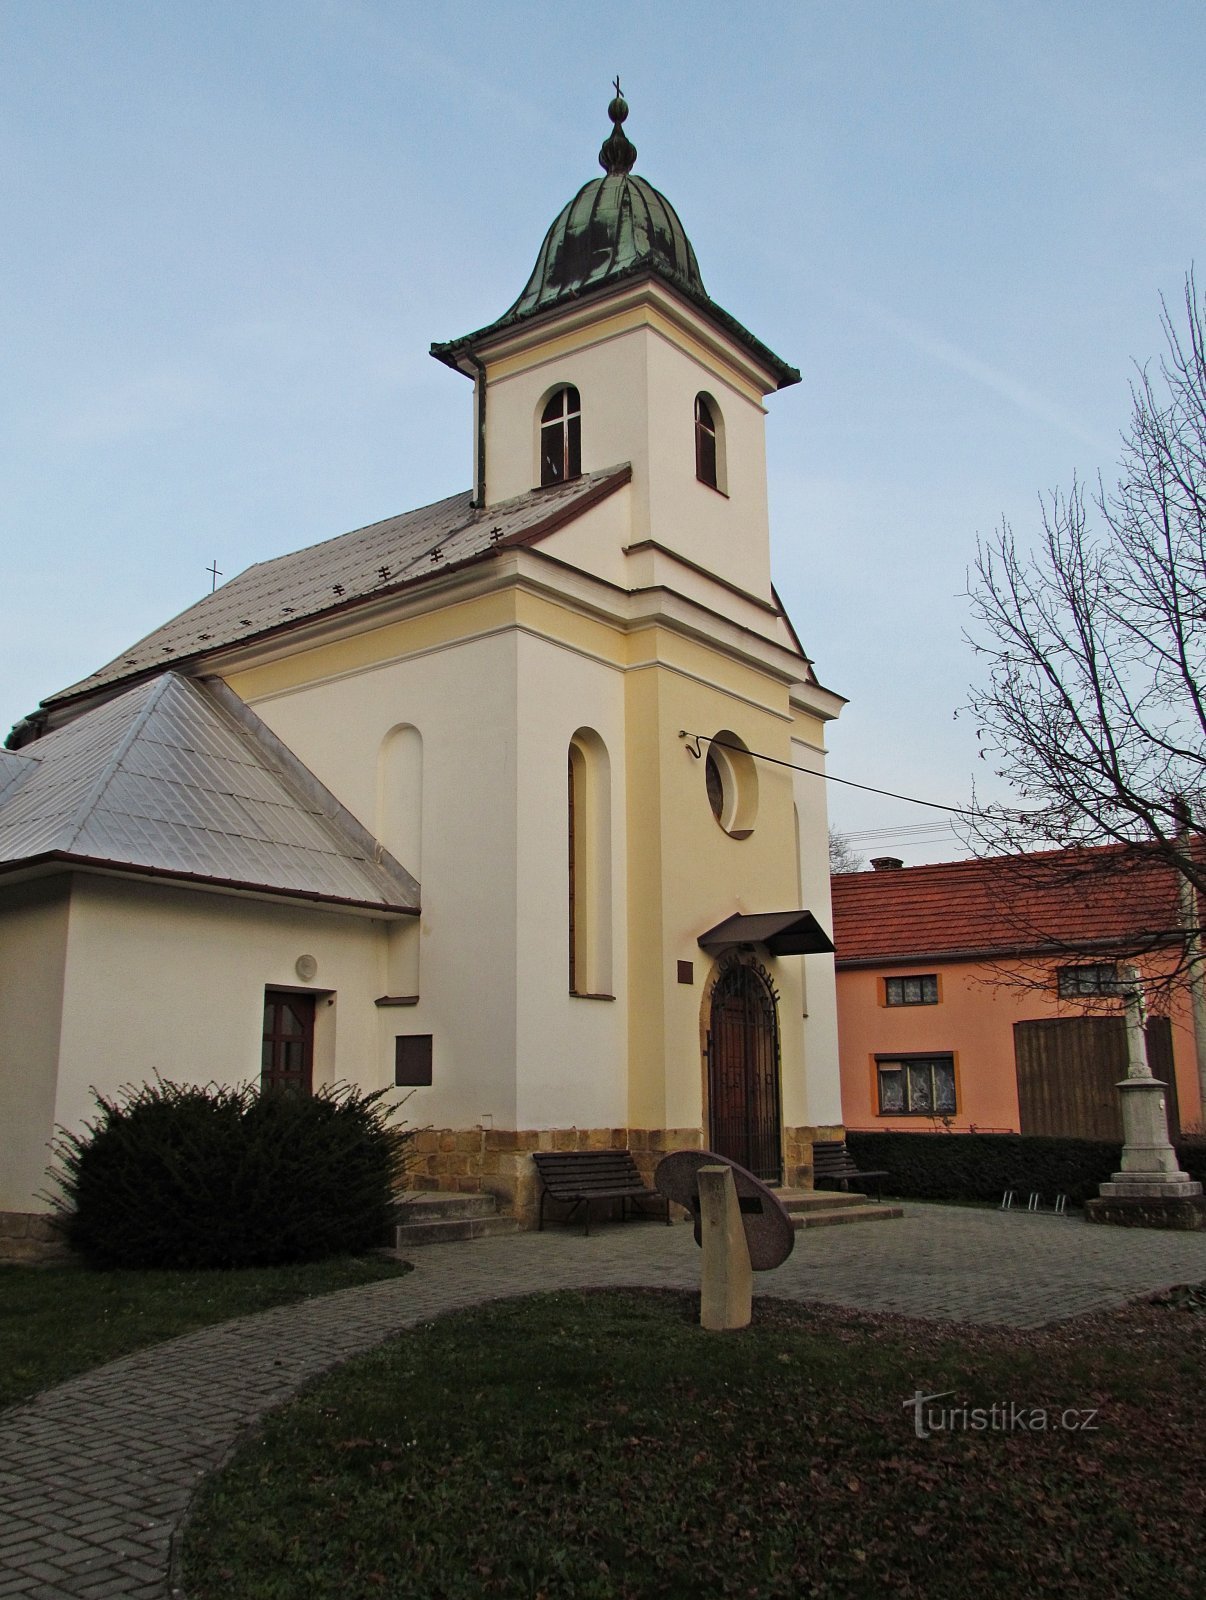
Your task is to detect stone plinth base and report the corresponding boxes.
[0,1211,72,1264]
[405,1126,706,1227]
[1098,1175,1202,1199]
[403,1124,838,1226]
[1085,1194,1206,1231]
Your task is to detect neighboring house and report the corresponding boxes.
[831,851,1205,1140]
[0,93,846,1236]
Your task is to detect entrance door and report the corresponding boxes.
[262,990,316,1094]
[707,961,783,1183]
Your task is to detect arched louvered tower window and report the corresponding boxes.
[540,386,582,486]
[695,392,718,487]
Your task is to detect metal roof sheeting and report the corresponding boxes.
[45,467,630,709]
[0,674,419,914]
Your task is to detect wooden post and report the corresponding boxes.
[697,1165,753,1331]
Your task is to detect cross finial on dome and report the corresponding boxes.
[598,78,637,175]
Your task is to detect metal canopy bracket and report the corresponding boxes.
[697,909,835,957]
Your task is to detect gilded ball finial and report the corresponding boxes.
[599,77,636,175]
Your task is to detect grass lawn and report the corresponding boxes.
[183,1285,1205,1600]
[0,1254,411,1410]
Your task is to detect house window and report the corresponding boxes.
[1057,963,1120,998]
[262,990,315,1095]
[885,974,939,1006]
[695,393,718,487]
[876,1054,956,1116]
[540,386,581,486]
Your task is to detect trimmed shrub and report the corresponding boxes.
[845,1130,1094,1206]
[846,1130,1206,1207]
[1181,1138,1206,1188]
[48,1079,414,1269]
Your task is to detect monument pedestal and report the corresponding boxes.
[1086,1075,1205,1230]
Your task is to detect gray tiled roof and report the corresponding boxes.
[46,466,630,709]
[0,673,419,914]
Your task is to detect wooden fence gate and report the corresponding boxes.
[1014,1016,1179,1141]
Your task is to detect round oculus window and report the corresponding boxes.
[703,733,758,838]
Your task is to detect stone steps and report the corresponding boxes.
[388,1185,903,1249]
[777,1189,904,1229]
[392,1191,521,1248]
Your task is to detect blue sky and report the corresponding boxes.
[3,1,1204,862]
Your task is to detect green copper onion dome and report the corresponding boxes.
[430,85,799,392]
[501,87,706,321]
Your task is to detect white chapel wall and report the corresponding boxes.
[641,332,773,602]
[482,305,775,603]
[48,874,388,1170]
[0,879,70,1212]
[512,628,629,1130]
[232,627,524,1132]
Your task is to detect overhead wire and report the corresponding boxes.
[677,729,981,820]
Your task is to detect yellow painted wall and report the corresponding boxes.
[790,718,843,1126]
[623,650,809,1139]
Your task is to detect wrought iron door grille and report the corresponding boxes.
[706,961,783,1183]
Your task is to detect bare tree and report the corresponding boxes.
[828,828,863,875]
[966,271,1206,899]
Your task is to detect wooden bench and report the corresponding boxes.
[812,1141,890,1202]
[532,1149,671,1235]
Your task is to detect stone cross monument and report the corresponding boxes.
[1086,965,1205,1230]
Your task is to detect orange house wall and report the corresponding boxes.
[836,960,1205,1135]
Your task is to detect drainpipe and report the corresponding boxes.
[464,347,487,509]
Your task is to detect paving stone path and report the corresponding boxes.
[3,1202,1206,1599]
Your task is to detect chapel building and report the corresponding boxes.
[0,92,845,1234]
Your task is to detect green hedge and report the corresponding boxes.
[49,1079,414,1269]
[845,1130,1206,1208]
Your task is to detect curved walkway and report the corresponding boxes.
[3,1203,1206,1599]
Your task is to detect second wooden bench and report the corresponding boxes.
[812,1140,891,1202]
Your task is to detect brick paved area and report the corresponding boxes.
[2,1202,1205,1598]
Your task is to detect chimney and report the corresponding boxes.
[870,856,904,872]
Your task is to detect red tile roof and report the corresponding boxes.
[830,848,1185,968]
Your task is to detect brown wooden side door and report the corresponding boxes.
[262,990,316,1094]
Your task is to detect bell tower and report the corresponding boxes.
[431,89,801,604]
